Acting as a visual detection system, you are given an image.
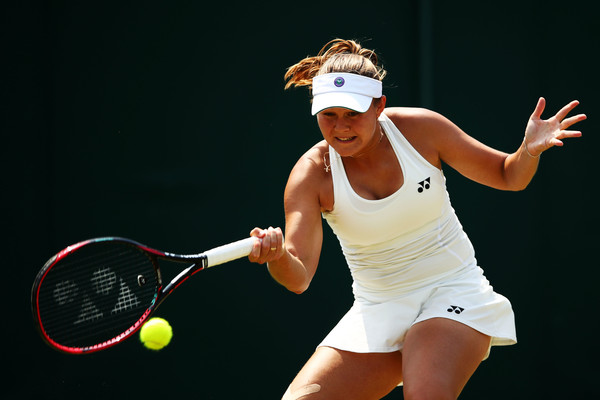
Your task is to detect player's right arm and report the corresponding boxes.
[249,145,326,294]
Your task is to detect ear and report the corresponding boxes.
[375,95,387,116]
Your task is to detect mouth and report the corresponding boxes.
[336,136,357,143]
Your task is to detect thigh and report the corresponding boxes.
[284,346,403,400]
[402,318,491,400]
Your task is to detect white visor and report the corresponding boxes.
[311,72,382,115]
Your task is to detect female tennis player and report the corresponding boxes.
[248,39,585,400]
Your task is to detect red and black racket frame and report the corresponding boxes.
[31,237,209,354]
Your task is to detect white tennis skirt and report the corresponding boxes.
[318,265,517,358]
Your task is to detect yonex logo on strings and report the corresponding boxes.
[447,305,465,314]
[53,267,142,325]
[418,177,431,193]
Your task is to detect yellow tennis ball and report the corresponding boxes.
[139,317,173,350]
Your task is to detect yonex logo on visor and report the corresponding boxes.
[311,72,383,115]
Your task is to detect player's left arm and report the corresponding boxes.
[420,98,585,191]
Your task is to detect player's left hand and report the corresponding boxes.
[524,97,586,157]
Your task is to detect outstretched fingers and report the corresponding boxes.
[556,101,586,141]
[531,97,547,120]
[554,100,581,122]
[524,98,585,156]
[560,113,587,130]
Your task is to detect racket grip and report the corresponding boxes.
[204,237,258,267]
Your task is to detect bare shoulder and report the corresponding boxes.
[289,140,329,181]
[286,140,333,212]
[382,107,455,168]
[383,107,451,131]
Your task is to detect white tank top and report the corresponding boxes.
[322,113,477,303]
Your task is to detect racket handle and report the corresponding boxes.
[204,237,258,267]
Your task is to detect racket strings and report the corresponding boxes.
[36,242,159,349]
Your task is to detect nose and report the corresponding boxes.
[334,116,351,132]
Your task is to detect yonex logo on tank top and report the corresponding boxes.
[418,177,431,193]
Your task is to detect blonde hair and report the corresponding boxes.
[284,39,387,91]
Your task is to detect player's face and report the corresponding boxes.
[316,97,386,158]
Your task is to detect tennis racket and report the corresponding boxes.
[31,236,257,354]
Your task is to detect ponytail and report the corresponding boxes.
[284,39,386,91]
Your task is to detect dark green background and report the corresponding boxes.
[5,1,598,398]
